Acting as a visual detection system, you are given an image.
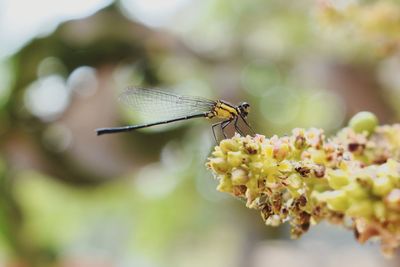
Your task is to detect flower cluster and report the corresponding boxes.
[206,112,400,256]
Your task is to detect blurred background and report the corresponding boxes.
[1,0,400,266]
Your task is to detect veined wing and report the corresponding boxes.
[119,87,216,122]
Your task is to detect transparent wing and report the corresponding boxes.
[119,87,216,122]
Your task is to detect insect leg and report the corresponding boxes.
[239,113,255,135]
[233,116,245,136]
[212,121,223,143]
[220,119,233,139]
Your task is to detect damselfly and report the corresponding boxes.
[96,87,253,141]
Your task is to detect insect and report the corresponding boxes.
[96,87,253,141]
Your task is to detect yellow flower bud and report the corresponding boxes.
[266,214,281,227]
[220,139,240,153]
[346,200,374,218]
[277,160,293,172]
[373,201,386,220]
[231,168,248,185]
[274,143,290,161]
[344,183,368,200]
[207,158,229,174]
[349,111,378,135]
[216,174,233,193]
[324,191,349,212]
[310,149,326,165]
[211,150,224,158]
[227,151,246,168]
[262,144,274,158]
[249,162,263,175]
[328,169,350,189]
[372,176,393,197]
[287,174,303,189]
[385,189,400,212]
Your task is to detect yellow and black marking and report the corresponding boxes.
[214,101,239,119]
[96,88,253,142]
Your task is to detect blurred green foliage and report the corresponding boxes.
[0,0,400,266]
